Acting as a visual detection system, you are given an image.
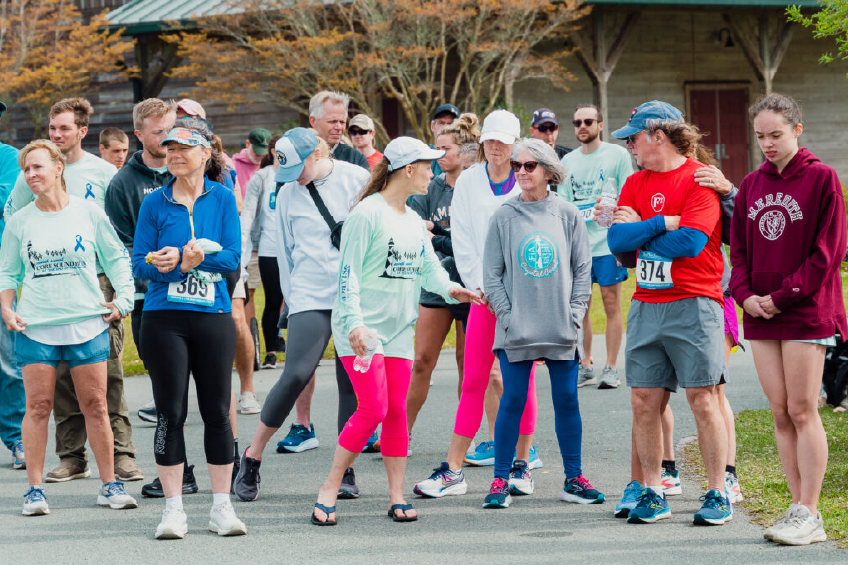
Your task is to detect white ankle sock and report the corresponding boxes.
[212,493,230,508]
[165,496,183,511]
[648,486,664,496]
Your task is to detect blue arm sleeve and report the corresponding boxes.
[607,215,666,254]
[643,227,709,258]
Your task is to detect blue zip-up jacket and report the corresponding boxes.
[132,176,240,313]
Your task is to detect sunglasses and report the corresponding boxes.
[625,131,644,145]
[510,160,539,173]
[535,124,558,133]
[348,127,371,136]
[572,119,597,127]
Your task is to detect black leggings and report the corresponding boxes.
[258,256,284,349]
[260,310,356,432]
[141,310,236,466]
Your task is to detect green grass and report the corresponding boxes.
[684,408,848,547]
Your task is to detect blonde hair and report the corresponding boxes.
[309,128,331,159]
[99,127,128,147]
[49,97,93,128]
[19,140,67,192]
[133,98,177,131]
[438,113,480,146]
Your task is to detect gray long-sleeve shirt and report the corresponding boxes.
[483,192,591,363]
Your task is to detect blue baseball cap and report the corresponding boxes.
[275,128,319,183]
[612,100,683,139]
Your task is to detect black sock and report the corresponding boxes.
[234,439,240,460]
[725,464,736,476]
[661,460,676,473]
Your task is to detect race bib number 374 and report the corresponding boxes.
[636,250,674,290]
[167,273,215,306]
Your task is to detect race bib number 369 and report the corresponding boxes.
[636,250,674,290]
[167,273,215,306]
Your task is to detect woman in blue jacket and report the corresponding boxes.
[132,120,245,540]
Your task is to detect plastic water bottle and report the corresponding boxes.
[353,331,378,373]
[595,177,618,229]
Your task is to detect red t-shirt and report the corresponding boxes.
[618,158,723,304]
[367,150,384,170]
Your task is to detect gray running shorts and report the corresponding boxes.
[625,297,725,391]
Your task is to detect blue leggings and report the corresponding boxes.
[494,350,582,479]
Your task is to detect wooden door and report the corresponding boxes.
[688,87,749,187]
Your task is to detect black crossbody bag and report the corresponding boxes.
[305,181,344,250]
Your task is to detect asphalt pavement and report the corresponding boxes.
[0,342,842,564]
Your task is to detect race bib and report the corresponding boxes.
[636,250,674,289]
[167,273,215,306]
[577,202,595,223]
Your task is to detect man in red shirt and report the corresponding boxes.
[348,114,383,170]
[606,101,731,527]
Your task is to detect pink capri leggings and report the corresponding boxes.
[453,303,537,437]
[338,355,413,457]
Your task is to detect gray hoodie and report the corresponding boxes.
[483,192,591,363]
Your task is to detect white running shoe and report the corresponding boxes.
[97,481,138,509]
[209,501,247,536]
[238,392,262,415]
[725,471,743,504]
[413,463,468,498]
[661,469,682,496]
[771,505,827,545]
[764,503,799,541]
[22,486,49,516]
[156,507,188,539]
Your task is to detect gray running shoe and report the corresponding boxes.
[577,364,596,387]
[598,367,620,389]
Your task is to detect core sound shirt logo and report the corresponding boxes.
[518,231,559,278]
[26,239,87,278]
[380,237,424,280]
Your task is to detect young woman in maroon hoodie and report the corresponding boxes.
[729,93,847,546]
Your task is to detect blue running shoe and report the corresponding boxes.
[482,477,512,509]
[276,423,319,453]
[362,430,380,453]
[693,489,733,525]
[560,474,605,504]
[464,440,494,466]
[22,485,49,516]
[527,445,544,469]
[614,480,643,518]
[627,488,671,524]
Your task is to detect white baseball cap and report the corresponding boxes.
[384,137,444,172]
[479,109,521,144]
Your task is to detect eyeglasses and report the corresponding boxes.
[535,124,558,133]
[572,119,597,127]
[510,161,539,173]
[625,131,644,145]
[348,127,371,136]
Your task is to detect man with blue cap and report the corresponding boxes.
[604,101,731,528]
[0,101,26,471]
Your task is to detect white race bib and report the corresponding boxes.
[577,202,595,223]
[167,273,215,306]
[636,250,674,289]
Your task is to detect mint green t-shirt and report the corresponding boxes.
[331,193,459,360]
[0,196,134,328]
[558,142,634,257]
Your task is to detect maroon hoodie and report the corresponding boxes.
[730,147,847,340]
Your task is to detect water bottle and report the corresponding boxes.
[353,330,378,373]
[595,177,618,229]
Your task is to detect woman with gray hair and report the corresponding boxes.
[479,137,603,508]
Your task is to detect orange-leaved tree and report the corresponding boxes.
[0,0,133,136]
[167,0,589,142]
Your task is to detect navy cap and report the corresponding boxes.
[432,103,460,121]
[612,101,683,139]
[0,101,6,117]
[530,108,558,127]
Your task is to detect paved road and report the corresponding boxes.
[0,343,841,563]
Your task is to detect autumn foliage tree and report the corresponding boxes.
[0,0,132,135]
[169,0,589,142]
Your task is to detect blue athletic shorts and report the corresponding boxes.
[15,329,110,369]
[591,254,629,287]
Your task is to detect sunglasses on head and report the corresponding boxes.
[535,124,558,133]
[510,160,539,173]
[348,127,371,136]
[572,119,597,127]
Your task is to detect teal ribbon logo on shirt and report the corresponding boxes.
[517,231,559,278]
[85,183,94,199]
[74,235,85,252]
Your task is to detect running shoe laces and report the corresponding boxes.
[427,463,452,481]
[698,490,727,511]
[489,477,509,494]
[636,489,664,509]
[25,486,46,503]
[572,475,595,491]
[243,460,261,486]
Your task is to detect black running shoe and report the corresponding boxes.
[233,451,261,502]
[141,464,199,498]
[338,467,360,499]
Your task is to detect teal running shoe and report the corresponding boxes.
[276,423,319,453]
[362,430,380,453]
[627,488,671,524]
[693,489,733,525]
[560,474,605,504]
[464,440,494,466]
[614,480,643,518]
[482,477,512,509]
